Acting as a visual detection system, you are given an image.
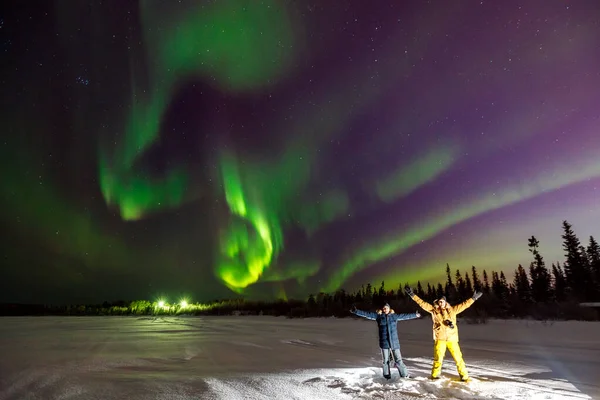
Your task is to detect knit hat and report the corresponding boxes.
[436,296,446,303]
[383,302,390,308]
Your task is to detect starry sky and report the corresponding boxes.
[2,0,600,305]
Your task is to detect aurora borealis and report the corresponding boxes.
[2,0,599,304]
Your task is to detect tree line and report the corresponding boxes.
[2,220,599,320]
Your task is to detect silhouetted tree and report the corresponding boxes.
[528,236,552,303]
[579,245,592,297]
[445,264,456,301]
[364,283,373,304]
[455,270,466,299]
[397,283,407,300]
[465,272,473,294]
[333,289,347,312]
[551,263,567,302]
[416,281,425,297]
[436,283,444,299]
[491,272,501,298]
[355,289,363,304]
[307,294,317,310]
[500,271,509,293]
[378,281,386,298]
[561,221,590,300]
[587,236,600,298]
[482,270,491,294]
[373,282,381,305]
[427,283,435,300]
[491,270,510,316]
[513,264,531,303]
[471,266,482,292]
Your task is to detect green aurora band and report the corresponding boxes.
[375,144,460,203]
[218,151,283,291]
[216,145,351,291]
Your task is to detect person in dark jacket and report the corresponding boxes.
[351,302,420,379]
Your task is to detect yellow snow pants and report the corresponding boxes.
[431,340,468,379]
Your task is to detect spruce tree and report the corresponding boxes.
[436,283,444,299]
[588,236,600,297]
[465,272,473,294]
[397,283,407,300]
[552,262,567,302]
[378,281,386,298]
[491,271,501,298]
[491,271,510,316]
[579,246,592,298]
[482,270,491,294]
[456,270,466,299]
[355,289,363,303]
[427,283,435,300]
[445,264,456,300]
[500,271,509,295]
[308,294,317,309]
[589,236,600,267]
[561,221,590,300]
[528,263,539,299]
[365,283,373,304]
[513,264,531,303]
[416,281,425,297]
[373,286,380,306]
[528,236,551,302]
[471,266,482,292]
[446,264,453,286]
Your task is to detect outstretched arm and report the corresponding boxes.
[350,305,379,320]
[392,311,421,321]
[453,291,482,314]
[405,286,435,313]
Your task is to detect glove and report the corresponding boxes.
[472,291,482,301]
[350,304,357,313]
[404,286,415,298]
[416,310,421,318]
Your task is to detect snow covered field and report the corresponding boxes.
[0,316,598,399]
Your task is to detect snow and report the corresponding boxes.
[0,316,598,399]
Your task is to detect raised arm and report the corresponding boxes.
[405,286,435,313]
[452,291,482,314]
[350,306,379,320]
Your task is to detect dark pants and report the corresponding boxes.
[381,348,409,378]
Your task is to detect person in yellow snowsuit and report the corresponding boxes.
[405,286,482,381]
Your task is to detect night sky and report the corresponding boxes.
[2,1,599,305]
